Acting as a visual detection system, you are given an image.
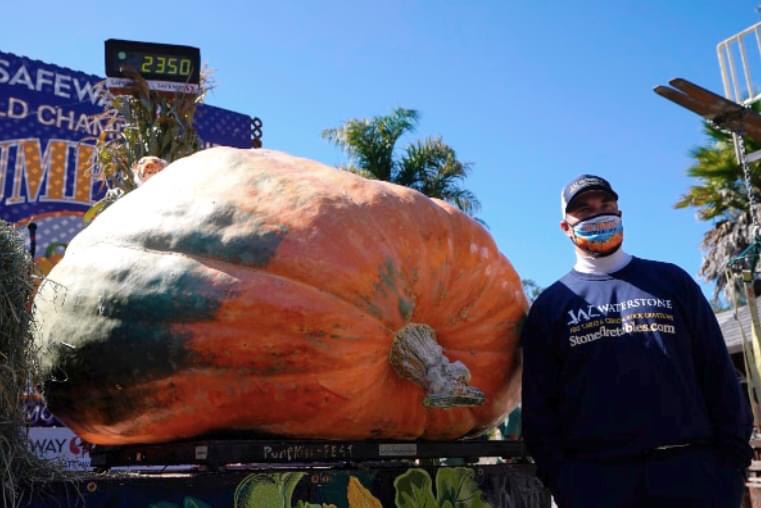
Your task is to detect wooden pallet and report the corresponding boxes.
[654,78,761,141]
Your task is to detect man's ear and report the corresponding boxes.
[560,219,577,241]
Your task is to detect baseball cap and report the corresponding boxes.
[560,174,619,215]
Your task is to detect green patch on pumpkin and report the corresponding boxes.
[42,324,199,425]
[398,297,414,321]
[94,271,222,323]
[141,225,287,268]
[132,202,288,268]
[379,259,398,290]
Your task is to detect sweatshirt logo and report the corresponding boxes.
[566,298,673,326]
[566,298,676,347]
[566,305,601,326]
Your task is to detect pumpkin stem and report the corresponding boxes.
[389,323,485,408]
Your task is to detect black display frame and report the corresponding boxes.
[105,39,200,85]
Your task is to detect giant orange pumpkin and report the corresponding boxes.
[33,148,527,445]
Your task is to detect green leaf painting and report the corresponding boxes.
[230,467,489,508]
[234,472,306,508]
[394,469,438,508]
[394,468,490,508]
[436,468,490,508]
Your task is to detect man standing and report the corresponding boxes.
[521,175,753,507]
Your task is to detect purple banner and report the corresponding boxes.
[0,51,252,260]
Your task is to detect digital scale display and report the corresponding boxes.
[105,39,200,94]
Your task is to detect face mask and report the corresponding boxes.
[567,212,623,257]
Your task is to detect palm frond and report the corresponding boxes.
[400,137,481,215]
[679,107,761,299]
[324,109,481,216]
[322,108,419,181]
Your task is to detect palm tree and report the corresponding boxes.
[521,278,543,305]
[322,108,481,216]
[675,107,761,299]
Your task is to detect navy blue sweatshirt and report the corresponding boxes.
[521,257,752,487]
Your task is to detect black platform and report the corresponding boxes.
[91,438,528,469]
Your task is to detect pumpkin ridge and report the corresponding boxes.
[180,351,390,379]
[184,252,398,334]
[356,190,419,291]
[87,240,397,334]
[354,186,456,303]
[441,291,523,333]
[439,317,523,349]
[436,344,514,356]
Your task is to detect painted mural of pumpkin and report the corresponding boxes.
[33,148,527,445]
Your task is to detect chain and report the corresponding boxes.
[728,130,761,276]
[736,132,761,237]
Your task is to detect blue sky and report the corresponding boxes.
[3,0,758,298]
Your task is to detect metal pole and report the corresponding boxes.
[27,222,37,258]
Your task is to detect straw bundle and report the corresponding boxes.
[0,220,65,507]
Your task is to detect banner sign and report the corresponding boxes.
[24,396,63,427]
[25,426,197,473]
[0,50,252,260]
[26,427,93,471]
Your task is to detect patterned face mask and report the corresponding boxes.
[568,212,623,257]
